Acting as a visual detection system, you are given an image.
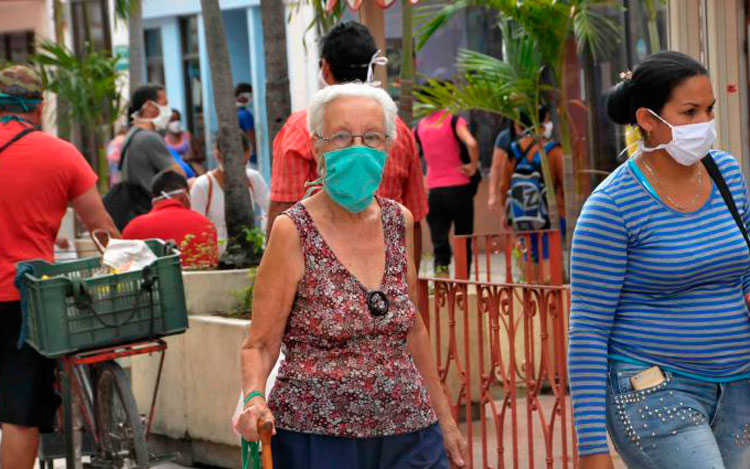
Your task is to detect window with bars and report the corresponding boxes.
[0,31,35,65]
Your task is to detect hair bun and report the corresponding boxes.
[606,80,635,125]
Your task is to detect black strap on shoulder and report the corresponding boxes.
[450,114,472,165]
[0,127,35,156]
[702,154,750,252]
[413,123,426,175]
[509,138,533,164]
[413,123,423,154]
[118,128,143,171]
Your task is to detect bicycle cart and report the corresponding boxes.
[16,239,188,469]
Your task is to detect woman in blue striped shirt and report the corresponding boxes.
[570,51,750,469]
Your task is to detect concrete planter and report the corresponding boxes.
[183,268,254,316]
[131,315,249,468]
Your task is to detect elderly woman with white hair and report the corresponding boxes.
[235,83,467,468]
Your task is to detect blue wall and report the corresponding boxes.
[223,9,252,86]
[142,1,271,182]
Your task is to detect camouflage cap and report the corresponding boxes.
[0,65,43,99]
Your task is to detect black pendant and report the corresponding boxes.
[367,290,389,317]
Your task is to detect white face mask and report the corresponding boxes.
[134,100,172,131]
[318,68,330,89]
[237,92,253,107]
[152,103,172,131]
[641,109,716,166]
[542,121,554,139]
[167,120,182,134]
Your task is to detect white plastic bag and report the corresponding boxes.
[101,239,158,273]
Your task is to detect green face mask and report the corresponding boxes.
[322,146,386,213]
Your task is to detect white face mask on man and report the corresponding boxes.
[641,109,716,166]
[133,100,171,131]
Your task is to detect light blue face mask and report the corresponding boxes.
[319,146,386,213]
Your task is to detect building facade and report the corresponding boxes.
[138,0,319,182]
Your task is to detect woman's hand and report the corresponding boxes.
[235,396,276,442]
[488,194,499,211]
[460,161,478,177]
[439,418,468,467]
[578,453,614,469]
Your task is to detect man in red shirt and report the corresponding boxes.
[0,65,118,469]
[123,170,218,269]
[268,22,427,267]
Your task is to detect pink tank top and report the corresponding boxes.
[268,197,437,437]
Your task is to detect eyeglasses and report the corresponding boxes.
[317,131,388,150]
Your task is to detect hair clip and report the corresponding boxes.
[619,70,633,81]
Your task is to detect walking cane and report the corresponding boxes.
[258,419,274,469]
[242,418,274,469]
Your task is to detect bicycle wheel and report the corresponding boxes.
[95,362,149,468]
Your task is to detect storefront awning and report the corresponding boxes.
[325,0,421,12]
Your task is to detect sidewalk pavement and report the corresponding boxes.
[462,394,626,468]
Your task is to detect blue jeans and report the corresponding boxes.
[605,361,750,468]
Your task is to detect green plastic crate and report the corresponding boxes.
[16,239,188,358]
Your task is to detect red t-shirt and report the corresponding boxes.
[0,121,98,302]
[270,109,428,221]
[122,199,219,269]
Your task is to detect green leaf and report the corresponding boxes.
[572,3,622,62]
[31,39,124,135]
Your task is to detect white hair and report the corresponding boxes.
[307,83,398,142]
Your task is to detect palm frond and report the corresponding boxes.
[572,4,622,62]
[114,0,139,21]
[32,40,124,131]
[415,20,546,125]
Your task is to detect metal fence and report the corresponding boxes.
[417,276,575,468]
[452,230,563,286]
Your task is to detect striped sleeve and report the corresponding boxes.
[737,163,750,297]
[569,190,628,457]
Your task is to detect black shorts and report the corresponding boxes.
[0,301,59,431]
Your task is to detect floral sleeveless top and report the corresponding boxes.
[268,197,437,437]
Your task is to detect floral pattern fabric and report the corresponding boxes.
[268,197,437,437]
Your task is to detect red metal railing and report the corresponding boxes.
[452,230,563,285]
[417,277,575,469]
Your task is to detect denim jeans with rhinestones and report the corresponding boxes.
[605,361,750,468]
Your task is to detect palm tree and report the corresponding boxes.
[399,0,415,124]
[52,0,70,141]
[201,0,262,268]
[291,0,346,37]
[260,0,292,147]
[415,20,562,231]
[416,0,621,246]
[33,41,124,191]
[114,0,145,92]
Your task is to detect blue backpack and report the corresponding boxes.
[506,139,559,231]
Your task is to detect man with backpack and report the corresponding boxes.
[499,105,565,261]
[104,84,185,231]
[0,65,118,469]
[414,109,480,275]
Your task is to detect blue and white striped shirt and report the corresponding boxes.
[569,150,750,456]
